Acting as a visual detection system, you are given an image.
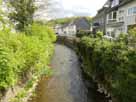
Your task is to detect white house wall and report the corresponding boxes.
[62,25,76,37]
[118,0,136,33]
[105,1,136,38]
[69,25,76,36]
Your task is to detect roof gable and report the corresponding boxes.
[119,0,134,7]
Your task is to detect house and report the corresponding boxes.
[93,0,136,38]
[62,23,77,36]
[93,0,123,37]
[92,0,119,36]
[117,0,136,33]
[55,17,90,37]
[92,7,108,34]
[106,0,121,37]
[54,24,64,35]
[106,0,136,37]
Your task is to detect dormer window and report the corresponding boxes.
[111,0,119,7]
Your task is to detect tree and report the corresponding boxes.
[34,0,58,20]
[0,0,11,29]
[9,0,36,31]
[0,0,3,22]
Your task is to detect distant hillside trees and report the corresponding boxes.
[47,16,92,26]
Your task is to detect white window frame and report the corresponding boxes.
[128,7,133,16]
[107,11,117,23]
[127,7,136,16]
[118,16,124,22]
[133,7,136,15]
[118,10,124,14]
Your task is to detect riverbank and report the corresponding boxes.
[56,35,136,102]
[29,44,108,102]
[77,36,136,102]
[0,23,56,102]
[57,36,112,101]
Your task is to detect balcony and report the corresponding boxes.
[107,19,124,27]
[107,19,117,24]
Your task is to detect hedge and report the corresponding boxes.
[77,30,136,102]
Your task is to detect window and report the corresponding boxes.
[119,10,124,14]
[107,32,110,36]
[119,17,124,22]
[107,11,117,23]
[113,12,117,19]
[128,8,133,15]
[128,7,136,16]
[111,32,115,38]
[133,7,136,14]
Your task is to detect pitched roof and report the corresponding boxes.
[119,0,134,7]
[62,23,69,28]
[106,0,134,13]
[70,17,90,26]
[61,17,90,30]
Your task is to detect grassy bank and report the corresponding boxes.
[0,23,56,101]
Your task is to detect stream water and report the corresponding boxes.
[29,44,108,102]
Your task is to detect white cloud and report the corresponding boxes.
[55,0,107,17]
[35,0,107,19]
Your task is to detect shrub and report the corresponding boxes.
[0,46,16,89]
[0,23,56,90]
[76,30,91,37]
[96,31,103,38]
[78,32,136,102]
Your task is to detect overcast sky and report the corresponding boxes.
[52,0,107,18]
[35,0,107,19]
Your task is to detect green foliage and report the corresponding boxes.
[76,30,91,37]
[96,31,103,38]
[0,23,56,90]
[128,27,136,48]
[78,32,136,102]
[25,23,56,42]
[46,16,92,26]
[0,1,11,29]
[9,0,36,31]
[0,46,16,89]
[46,17,75,26]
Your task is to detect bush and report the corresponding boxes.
[0,23,56,90]
[0,46,16,89]
[78,32,136,102]
[76,30,91,37]
[96,31,103,38]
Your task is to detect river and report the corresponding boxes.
[29,44,108,102]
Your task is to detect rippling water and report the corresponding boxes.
[29,44,107,102]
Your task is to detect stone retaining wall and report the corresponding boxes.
[56,36,80,50]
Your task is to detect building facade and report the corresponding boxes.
[93,0,136,38]
[118,0,136,33]
[55,18,90,37]
[92,7,108,34]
